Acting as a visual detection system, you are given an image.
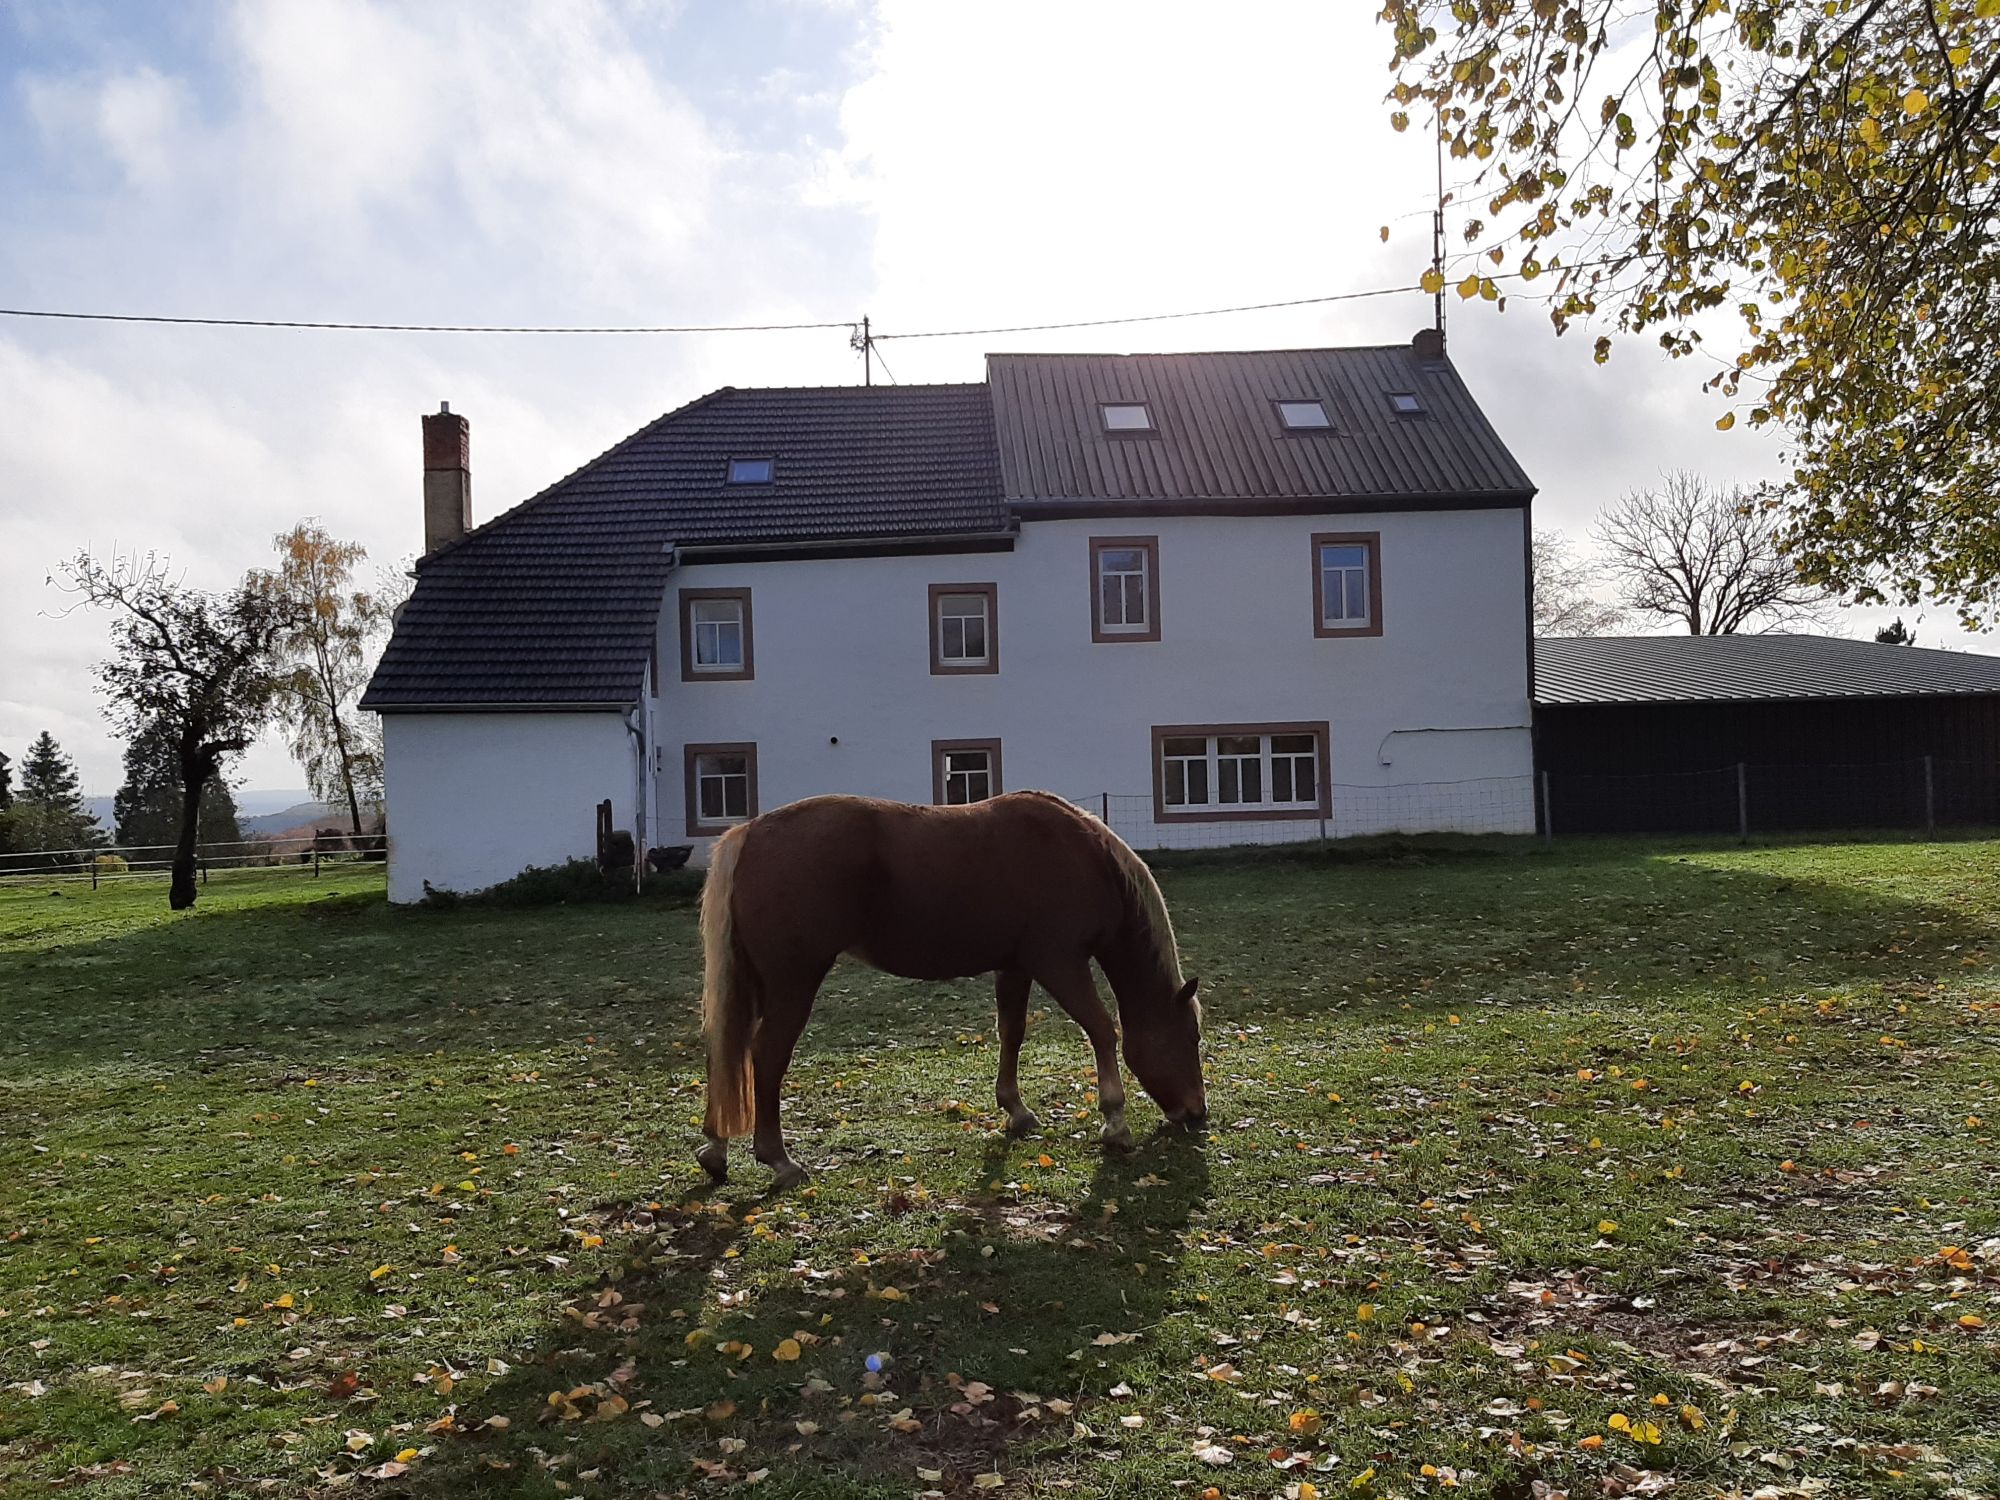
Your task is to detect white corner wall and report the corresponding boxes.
[380,712,635,902]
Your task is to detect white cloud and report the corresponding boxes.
[23,63,195,191]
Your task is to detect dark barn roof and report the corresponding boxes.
[1535,634,2000,706]
[988,347,1533,506]
[363,385,1005,710]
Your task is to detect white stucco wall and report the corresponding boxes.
[380,712,638,902]
[655,508,1534,859]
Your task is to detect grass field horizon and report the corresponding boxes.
[2,839,1995,1498]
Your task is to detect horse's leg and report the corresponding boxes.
[994,969,1038,1135]
[1035,960,1132,1151]
[750,976,820,1189]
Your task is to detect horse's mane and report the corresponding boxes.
[1017,791,1182,987]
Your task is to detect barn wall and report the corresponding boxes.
[380,712,636,902]
[1535,696,2000,833]
[657,507,1536,860]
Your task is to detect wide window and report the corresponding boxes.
[679,588,754,680]
[933,739,1002,805]
[928,583,998,674]
[1090,535,1161,643]
[726,456,774,484]
[1310,532,1382,638]
[1153,723,1329,822]
[685,743,758,835]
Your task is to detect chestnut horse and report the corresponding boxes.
[695,790,1205,1186]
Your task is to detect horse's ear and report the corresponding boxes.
[1175,976,1199,1007]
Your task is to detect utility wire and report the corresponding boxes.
[0,282,1428,342]
[0,307,856,335]
[869,283,1422,341]
[0,263,1592,344]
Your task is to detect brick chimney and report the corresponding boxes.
[1411,327,1445,361]
[422,402,471,555]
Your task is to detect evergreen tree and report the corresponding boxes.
[0,748,12,810]
[113,720,243,851]
[1875,618,1916,646]
[11,732,106,855]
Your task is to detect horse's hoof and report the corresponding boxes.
[768,1161,810,1191]
[1005,1109,1041,1137]
[1100,1123,1135,1152]
[694,1140,729,1183]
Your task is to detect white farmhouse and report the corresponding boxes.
[362,334,1538,902]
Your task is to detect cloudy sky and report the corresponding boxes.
[0,0,1931,795]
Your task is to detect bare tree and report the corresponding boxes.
[1592,472,1832,635]
[55,551,296,909]
[1531,530,1625,637]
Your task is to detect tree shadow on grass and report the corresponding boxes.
[387,1129,1212,1497]
[1165,839,2000,1032]
[6,842,1999,1081]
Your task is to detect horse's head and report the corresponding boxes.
[1123,975,1207,1126]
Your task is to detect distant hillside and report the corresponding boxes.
[235,789,316,817]
[80,790,321,842]
[241,801,346,836]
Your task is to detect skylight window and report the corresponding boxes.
[726,456,774,484]
[1276,399,1331,430]
[1100,403,1155,433]
[1388,392,1424,416]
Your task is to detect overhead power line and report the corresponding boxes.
[0,307,855,335]
[0,281,1431,342]
[867,283,1423,341]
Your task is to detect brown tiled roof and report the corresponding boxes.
[987,346,1533,506]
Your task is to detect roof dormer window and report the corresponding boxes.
[1276,399,1331,430]
[726,456,774,484]
[1099,402,1155,434]
[1387,392,1424,416]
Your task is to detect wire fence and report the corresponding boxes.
[1541,755,2000,837]
[1064,776,1539,852]
[0,830,387,888]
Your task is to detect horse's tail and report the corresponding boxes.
[700,823,757,1139]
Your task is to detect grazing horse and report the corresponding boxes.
[695,790,1206,1187]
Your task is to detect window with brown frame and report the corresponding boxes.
[1310,532,1382,638]
[1151,722,1330,823]
[679,587,754,681]
[1089,535,1161,643]
[932,738,1002,806]
[684,743,758,836]
[928,583,999,674]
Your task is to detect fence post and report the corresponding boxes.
[1736,763,1749,840]
[91,857,99,891]
[313,844,321,878]
[1100,792,1109,825]
[1924,755,1936,835]
[1539,769,1553,842]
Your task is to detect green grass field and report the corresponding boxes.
[2,841,1997,1499]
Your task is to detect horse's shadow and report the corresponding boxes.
[391,1124,1211,1494]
